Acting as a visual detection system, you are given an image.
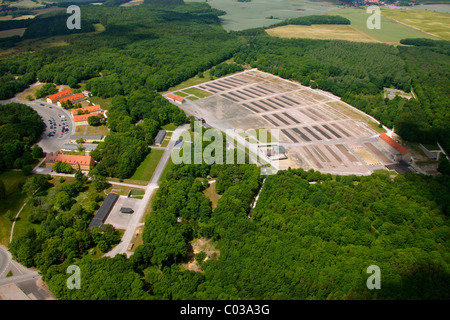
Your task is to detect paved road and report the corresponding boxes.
[0,87,75,153]
[0,245,39,285]
[104,124,190,258]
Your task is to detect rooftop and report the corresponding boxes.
[73,111,104,122]
[379,133,409,155]
[70,134,104,140]
[71,105,101,115]
[45,152,95,166]
[58,93,85,103]
[88,193,119,230]
[48,89,72,101]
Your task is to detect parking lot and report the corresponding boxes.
[0,98,75,153]
[169,69,400,175]
[104,196,142,230]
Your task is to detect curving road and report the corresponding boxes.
[0,86,75,154]
[0,245,39,285]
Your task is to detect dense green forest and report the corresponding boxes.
[0,1,449,301]
[267,15,351,28]
[0,3,448,148]
[90,90,186,179]
[398,39,450,150]
[9,171,122,275]
[41,159,450,299]
[0,103,44,171]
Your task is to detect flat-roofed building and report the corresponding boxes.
[120,207,134,214]
[61,143,98,153]
[89,193,119,230]
[69,134,104,143]
[45,152,95,171]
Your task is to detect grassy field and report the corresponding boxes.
[16,83,46,101]
[329,7,439,43]
[92,23,106,33]
[0,171,29,245]
[189,0,339,31]
[181,87,213,99]
[380,7,450,40]
[129,149,165,182]
[202,181,221,211]
[0,15,35,21]
[0,28,26,38]
[75,124,109,136]
[163,70,214,93]
[161,123,177,131]
[0,35,68,59]
[159,157,174,184]
[87,96,112,110]
[266,24,380,42]
[7,0,44,8]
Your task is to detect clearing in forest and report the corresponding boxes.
[266,24,380,43]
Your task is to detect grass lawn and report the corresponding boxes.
[0,171,29,245]
[16,83,46,101]
[202,181,221,211]
[161,123,177,131]
[159,156,174,184]
[186,96,199,101]
[330,7,439,44]
[129,149,165,182]
[87,96,113,110]
[174,91,189,97]
[181,87,213,99]
[161,139,170,148]
[266,24,380,43]
[162,70,214,93]
[75,124,109,136]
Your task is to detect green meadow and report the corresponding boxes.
[331,7,439,43]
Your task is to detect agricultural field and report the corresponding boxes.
[329,7,439,43]
[380,7,450,40]
[0,28,26,39]
[166,69,406,176]
[413,4,450,14]
[266,24,380,42]
[189,0,339,31]
[6,0,45,8]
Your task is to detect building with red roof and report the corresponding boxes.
[379,133,410,162]
[73,111,104,125]
[45,152,95,171]
[57,93,85,107]
[47,89,73,104]
[167,93,184,104]
[71,105,101,116]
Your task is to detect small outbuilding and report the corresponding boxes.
[120,207,134,214]
[89,193,119,230]
[154,130,167,146]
